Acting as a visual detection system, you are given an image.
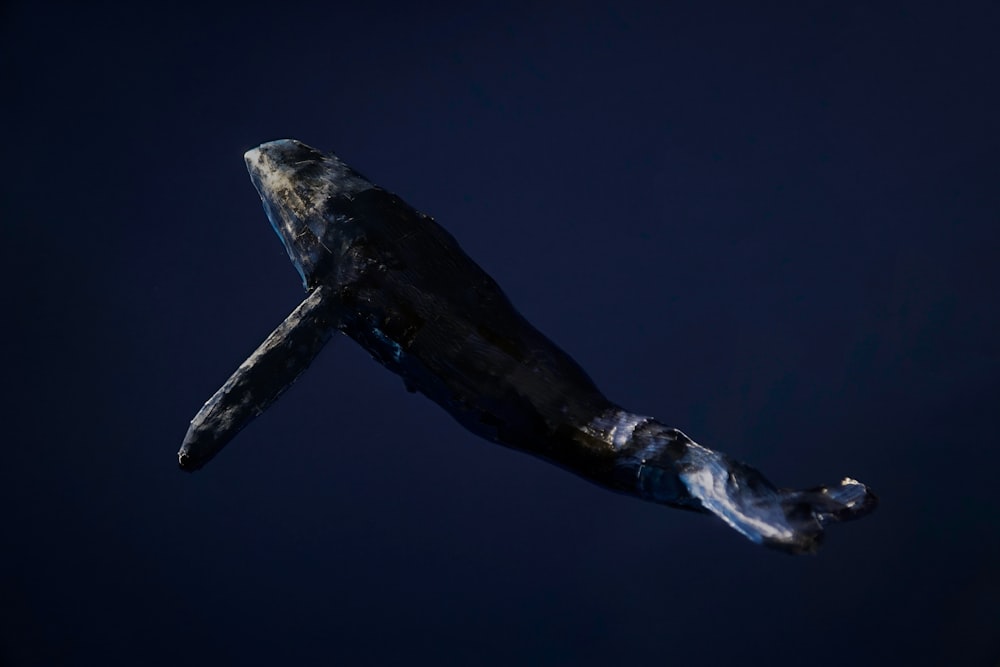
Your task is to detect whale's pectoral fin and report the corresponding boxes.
[178,285,340,471]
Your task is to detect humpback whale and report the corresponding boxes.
[179,139,876,554]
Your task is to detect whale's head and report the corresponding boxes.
[244,139,374,289]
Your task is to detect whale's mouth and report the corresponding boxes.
[244,140,375,289]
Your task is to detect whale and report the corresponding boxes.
[179,139,877,554]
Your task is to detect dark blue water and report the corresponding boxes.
[2,2,997,665]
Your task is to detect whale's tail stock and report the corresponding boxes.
[621,421,877,554]
[674,448,877,554]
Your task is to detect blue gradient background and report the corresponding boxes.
[2,2,998,665]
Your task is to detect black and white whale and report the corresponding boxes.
[179,139,877,554]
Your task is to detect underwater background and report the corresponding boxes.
[2,1,998,664]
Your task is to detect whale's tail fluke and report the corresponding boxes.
[768,478,878,551]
